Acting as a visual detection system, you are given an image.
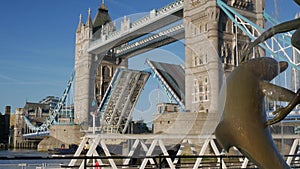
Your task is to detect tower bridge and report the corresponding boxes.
[74,0,185,127]
[20,0,300,167]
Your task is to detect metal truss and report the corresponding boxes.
[23,71,75,132]
[217,0,300,70]
[97,68,150,134]
[68,134,300,169]
[115,23,184,58]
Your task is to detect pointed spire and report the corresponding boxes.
[77,13,83,33]
[99,0,108,11]
[79,13,82,23]
[86,8,93,27]
[93,0,111,33]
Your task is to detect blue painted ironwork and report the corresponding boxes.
[216,0,300,70]
[98,68,121,113]
[263,11,293,45]
[115,23,184,58]
[23,71,75,132]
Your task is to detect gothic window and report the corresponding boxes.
[199,96,203,101]
[193,79,199,103]
[199,85,204,93]
[198,76,209,102]
[192,52,197,66]
[102,66,111,77]
[193,51,208,67]
[195,56,201,66]
[204,77,208,84]
[194,79,199,93]
[198,53,203,65]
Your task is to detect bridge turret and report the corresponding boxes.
[75,9,93,61]
[86,8,93,29]
[121,16,130,32]
[76,14,83,33]
[93,0,111,34]
[85,8,93,41]
[74,0,120,128]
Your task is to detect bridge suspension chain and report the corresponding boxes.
[217,0,300,69]
[23,71,75,132]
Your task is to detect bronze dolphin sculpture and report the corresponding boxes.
[215,57,300,169]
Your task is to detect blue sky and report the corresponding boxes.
[0,0,299,114]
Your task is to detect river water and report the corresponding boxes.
[0,149,70,169]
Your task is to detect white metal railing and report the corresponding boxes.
[69,133,300,169]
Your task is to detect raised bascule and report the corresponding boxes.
[21,0,300,168]
[97,68,150,134]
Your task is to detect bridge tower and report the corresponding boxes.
[184,0,265,113]
[74,2,126,127]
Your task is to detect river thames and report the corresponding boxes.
[0,149,70,169]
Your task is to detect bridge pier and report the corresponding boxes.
[38,124,84,151]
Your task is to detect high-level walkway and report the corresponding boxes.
[88,0,183,55]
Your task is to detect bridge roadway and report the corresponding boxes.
[87,0,183,55]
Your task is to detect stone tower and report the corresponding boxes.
[184,0,265,113]
[74,2,125,127]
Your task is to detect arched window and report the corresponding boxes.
[102,66,111,77]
